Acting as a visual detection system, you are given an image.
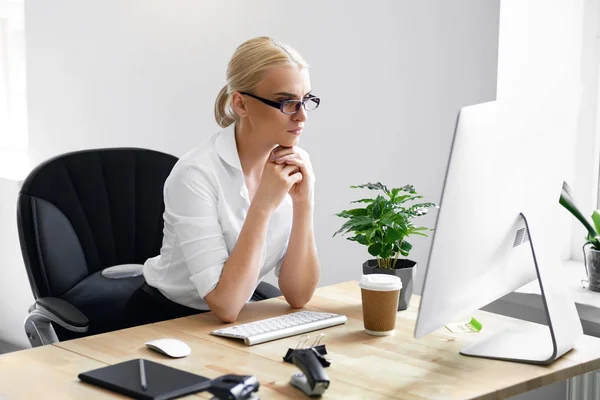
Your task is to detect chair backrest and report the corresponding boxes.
[17,148,177,299]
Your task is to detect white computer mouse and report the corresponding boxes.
[145,338,191,358]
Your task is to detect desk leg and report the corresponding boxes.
[567,370,600,400]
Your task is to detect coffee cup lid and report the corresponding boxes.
[359,274,402,291]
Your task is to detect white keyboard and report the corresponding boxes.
[210,311,347,346]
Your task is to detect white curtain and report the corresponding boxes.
[0,0,26,149]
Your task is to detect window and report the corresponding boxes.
[0,0,26,149]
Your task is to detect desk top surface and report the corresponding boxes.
[2,280,600,399]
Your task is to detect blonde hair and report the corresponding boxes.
[214,37,308,128]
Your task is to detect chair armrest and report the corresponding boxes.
[253,282,283,301]
[33,297,89,329]
[24,297,89,347]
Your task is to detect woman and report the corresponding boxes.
[134,37,321,324]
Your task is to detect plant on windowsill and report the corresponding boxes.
[333,182,438,310]
[559,181,600,292]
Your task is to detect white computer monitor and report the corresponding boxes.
[414,89,583,364]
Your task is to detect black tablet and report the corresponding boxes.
[78,358,210,400]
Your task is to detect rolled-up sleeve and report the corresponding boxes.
[164,165,228,298]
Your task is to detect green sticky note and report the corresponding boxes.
[468,317,482,332]
[445,317,483,333]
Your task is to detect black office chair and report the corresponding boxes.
[17,148,282,347]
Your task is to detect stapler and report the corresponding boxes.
[205,374,260,400]
[290,349,330,397]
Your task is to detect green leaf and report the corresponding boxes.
[348,216,375,225]
[368,243,382,256]
[372,195,386,219]
[382,199,394,212]
[562,180,575,199]
[335,208,368,218]
[586,233,600,250]
[592,211,600,239]
[408,202,437,211]
[348,234,369,245]
[354,225,377,235]
[404,225,429,237]
[372,200,381,219]
[393,197,424,211]
[350,198,375,204]
[381,213,408,226]
[379,210,394,222]
[400,241,413,253]
[365,227,378,242]
[400,184,416,193]
[406,202,437,217]
[405,225,428,235]
[332,216,374,237]
[390,188,401,200]
[560,181,598,238]
[392,194,416,204]
[350,182,390,194]
[385,228,404,242]
[381,243,393,259]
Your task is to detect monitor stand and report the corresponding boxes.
[460,212,583,365]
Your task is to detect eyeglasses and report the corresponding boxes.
[240,92,321,115]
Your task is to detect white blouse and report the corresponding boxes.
[143,123,298,310]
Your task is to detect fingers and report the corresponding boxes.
[270,146,295,161]
[271,145,289,152]
[271,145,290,153]
[281,164,302,186]
[281,163,300,176]
[278,158,306,174]
[289,171,303,184]
[272,149,310,167]
[266,150,306,187]
[278,157,304,167]
[274,153,300,164]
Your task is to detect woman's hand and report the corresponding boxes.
[270,146,315,207]
[253,159,303,214]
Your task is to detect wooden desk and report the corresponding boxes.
[2,281,600,399]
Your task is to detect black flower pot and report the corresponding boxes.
[362,258,416,311]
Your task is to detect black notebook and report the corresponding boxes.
[78,358,210,400]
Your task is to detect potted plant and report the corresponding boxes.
[559,181,600,292]
[333,182,437,310]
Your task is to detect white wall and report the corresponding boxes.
[0,178,34,349]
[24,0,500,288]
[0,0,500,349]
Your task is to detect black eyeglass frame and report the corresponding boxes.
[240,92,321,114]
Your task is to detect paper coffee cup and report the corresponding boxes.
[359,274,402,336]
